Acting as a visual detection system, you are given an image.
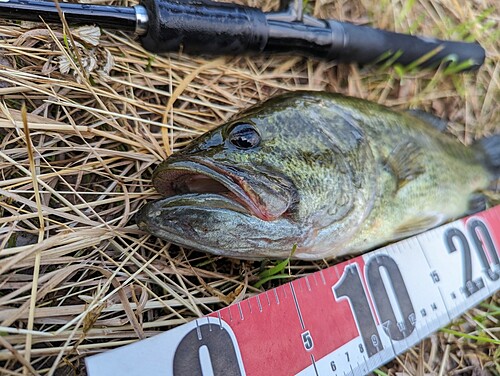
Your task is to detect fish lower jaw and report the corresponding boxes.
[138,224,291,260]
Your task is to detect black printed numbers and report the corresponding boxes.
[366,255,415,341]
[445,219,499,297]
[333,255,415,358]
[333,263,381,357]
[301,331,314,351]
[467,219,499,281]
[330,361,337,371]
[445,228,477,296]
[172,324,243,376]
[430,270,440,283]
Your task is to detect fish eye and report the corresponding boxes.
[228,123,261,150]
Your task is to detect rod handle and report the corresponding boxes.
[140,0,268,55]
[140,0,485,71]
[326,21,485,69]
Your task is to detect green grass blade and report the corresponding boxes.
[440,328,500,344]
[253,274,293,289]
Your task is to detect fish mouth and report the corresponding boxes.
[152,159,274,221]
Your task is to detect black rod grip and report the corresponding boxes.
[0,0,137,32]
[139,0,484,70]
[140,0,268,55]
[327,21,485,69]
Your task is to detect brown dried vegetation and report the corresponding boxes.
[0,0,498,374]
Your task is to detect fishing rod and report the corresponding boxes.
[0,0,485,70]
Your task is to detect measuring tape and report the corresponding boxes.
[85,205,500,375]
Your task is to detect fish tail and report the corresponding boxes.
[475,134,500,178]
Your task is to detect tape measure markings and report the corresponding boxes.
[297,214,499,375]
[290,277,325,376]
[421,214,498,319]
[85,206,500,376]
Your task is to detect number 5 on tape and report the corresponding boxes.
[85,206,500,376]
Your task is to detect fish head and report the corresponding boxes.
[137,92,375,259]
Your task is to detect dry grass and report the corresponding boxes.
[0,0,498,374]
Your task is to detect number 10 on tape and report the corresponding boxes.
[86,206,500,376]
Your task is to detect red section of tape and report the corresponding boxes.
[210,284,309,376]
[209,258,365,375]
[463,206,500,259]
[289,259,364,362]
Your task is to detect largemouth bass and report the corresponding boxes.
[137,92,499,260]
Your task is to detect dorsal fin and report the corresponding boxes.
[406,109,448,132]
[384,141,425,191]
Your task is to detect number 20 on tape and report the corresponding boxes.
[86,206,500,376]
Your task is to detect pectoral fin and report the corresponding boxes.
[384,141,425,190]
[393,214,443,238]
